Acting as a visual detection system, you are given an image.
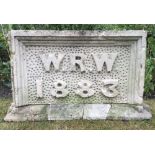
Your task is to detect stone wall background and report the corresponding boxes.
[0,24,155,98]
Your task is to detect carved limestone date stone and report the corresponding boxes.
[4,30,152,121]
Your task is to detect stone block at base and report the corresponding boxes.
[48,104,83,120]
[4,103,152,122]
[83,104,111,120]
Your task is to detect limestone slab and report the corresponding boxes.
[4,103,152,121]
[48,104,83,120]
[8,30,147,106]
[4,103,48,121]
[83,104,111,120]
[4,30,152,121]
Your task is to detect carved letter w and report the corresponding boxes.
[40,53,65,72]
[92,53,118,72]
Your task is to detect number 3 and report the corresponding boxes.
[101,79,119,97]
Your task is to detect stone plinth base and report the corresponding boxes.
[4,103,152,122]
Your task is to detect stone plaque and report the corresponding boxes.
[4,30,152,121]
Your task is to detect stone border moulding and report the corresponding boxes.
[4,30,152,121]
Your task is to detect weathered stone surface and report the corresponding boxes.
[4,103,48,121]
[8,30,148,106]
[83,104,111,120]
[48,104,83,120]
[4,30,152,121]
[107,104,152,120]
[4,103,152,121]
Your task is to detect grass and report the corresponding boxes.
[0,98,155,130]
